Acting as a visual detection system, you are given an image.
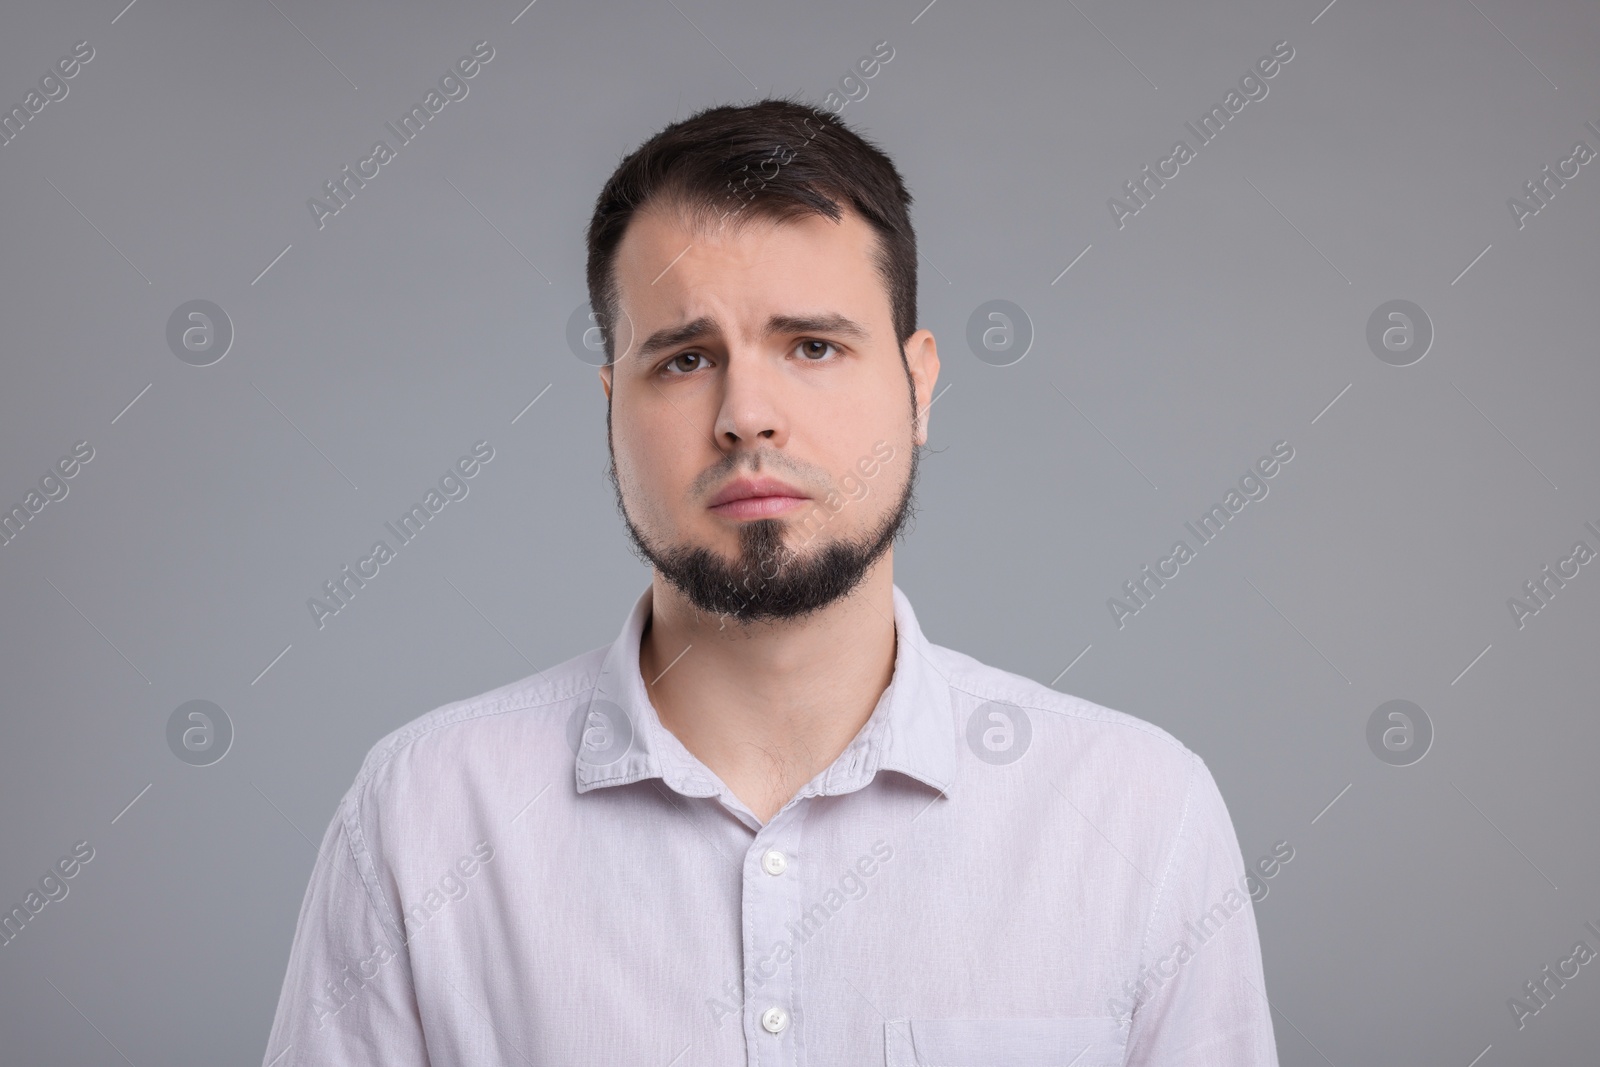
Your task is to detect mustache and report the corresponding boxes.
[690,453,823,500]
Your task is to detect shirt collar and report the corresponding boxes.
[575,582,957,802]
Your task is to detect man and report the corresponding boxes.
[262,98,1279,1066]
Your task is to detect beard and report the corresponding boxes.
[608,440,919,624]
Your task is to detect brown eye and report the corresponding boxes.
[796,339,838,361]
[665,352,706,374]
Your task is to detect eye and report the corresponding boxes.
[795,338,840,361]
[662,351,709,375]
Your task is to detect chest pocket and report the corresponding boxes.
[884,1016,1128,1067]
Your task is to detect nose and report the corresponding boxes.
[712,348,789,454]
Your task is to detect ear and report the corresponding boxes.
[598,363,613,401]
[904,329,940,446]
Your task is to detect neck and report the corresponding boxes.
[638,556,898,825]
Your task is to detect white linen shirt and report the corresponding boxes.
[262,583,1279,1066]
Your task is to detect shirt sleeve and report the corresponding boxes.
[260,784,432,1067]
[1123,752,1280,1066]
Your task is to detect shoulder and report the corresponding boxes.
[931,642,1211,820]
[340,644,607,812]
[936,642,1200,770]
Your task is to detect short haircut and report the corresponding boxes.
[585,96,918,367]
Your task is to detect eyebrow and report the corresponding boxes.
[632,312,871,363]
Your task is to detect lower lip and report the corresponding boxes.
[709,495,809,519]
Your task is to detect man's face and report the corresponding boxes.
[598,201,939,623]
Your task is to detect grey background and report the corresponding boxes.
[1,0,1596,1062]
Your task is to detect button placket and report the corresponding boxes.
[742,805,807,1065]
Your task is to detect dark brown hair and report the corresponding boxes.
[585,96,918,366]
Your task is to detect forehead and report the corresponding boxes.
[611,201,888,335]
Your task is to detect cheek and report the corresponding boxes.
[614,407,698,524]
[824,395,905,463]
[615,442,667,510]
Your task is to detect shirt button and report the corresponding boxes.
[761,1006,789,1034]
[762,849,788,875]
